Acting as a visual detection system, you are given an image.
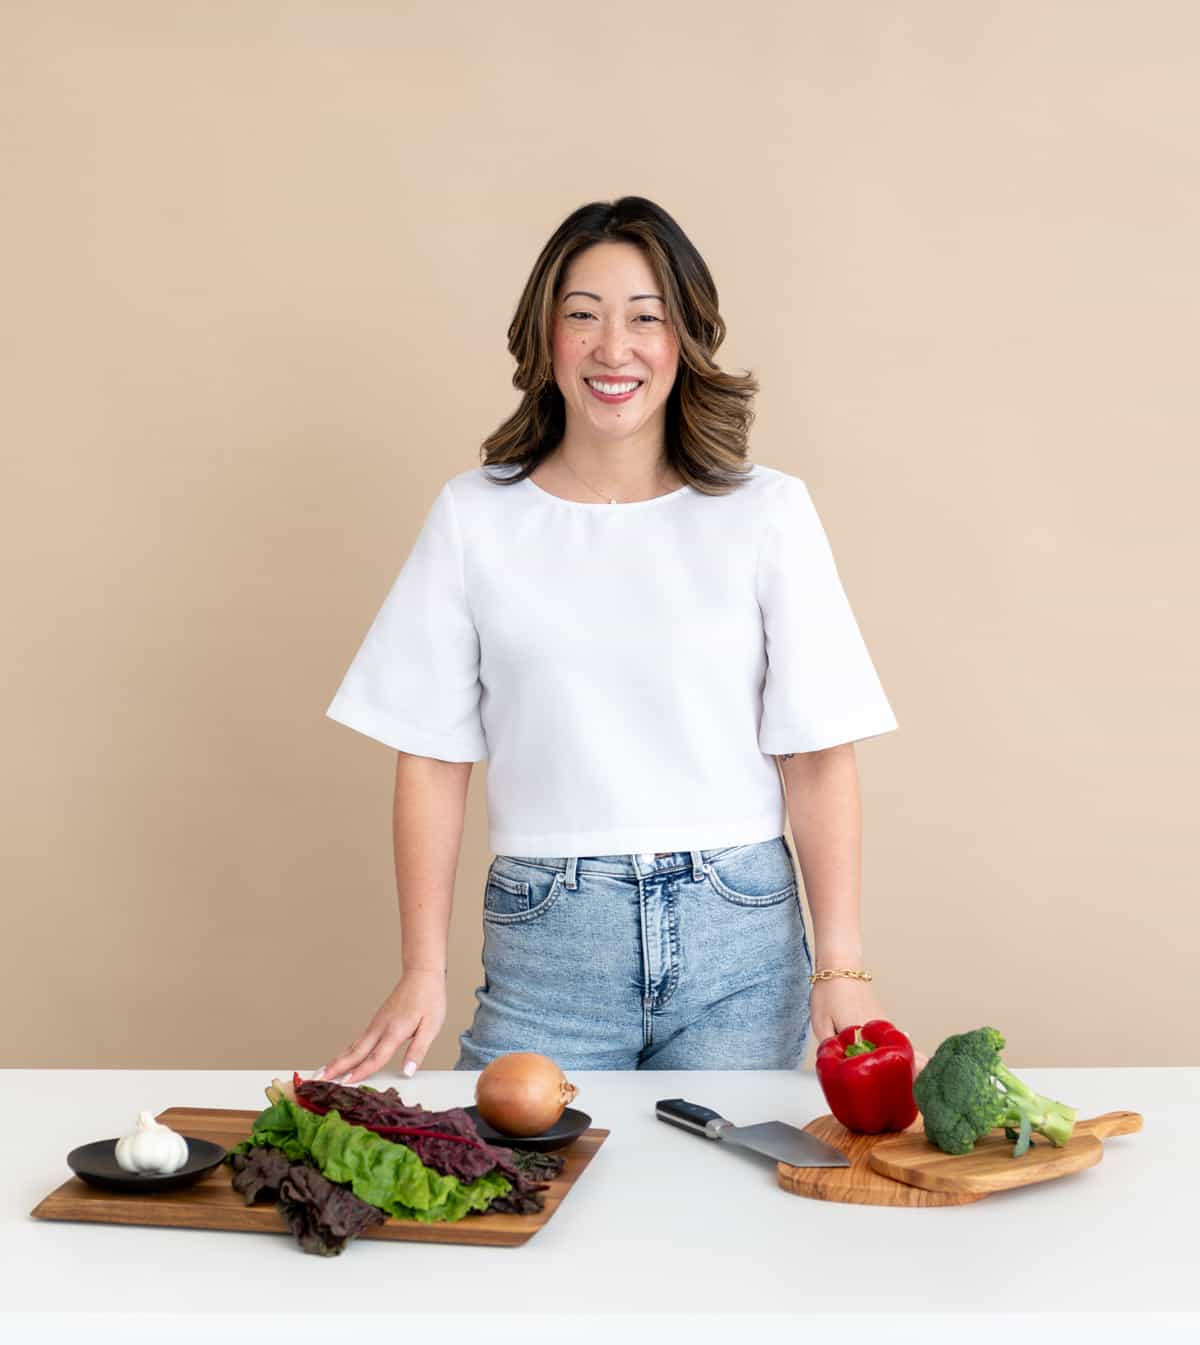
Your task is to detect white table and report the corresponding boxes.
[3,1067,1197,1343]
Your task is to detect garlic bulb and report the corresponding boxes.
[114,1111,189,1174]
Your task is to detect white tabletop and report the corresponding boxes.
[4,1066,1197,1344]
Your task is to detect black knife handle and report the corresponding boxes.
[655,1098,733,1139]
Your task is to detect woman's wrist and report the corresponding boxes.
[810,967,873,985]
[812,946,864,969]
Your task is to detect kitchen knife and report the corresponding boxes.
[656,1098,850,1167]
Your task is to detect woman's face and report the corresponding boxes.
[551,241,680,443]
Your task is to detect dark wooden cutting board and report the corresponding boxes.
[31,1106,610,1247]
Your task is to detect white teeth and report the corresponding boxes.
[587,379,640,395]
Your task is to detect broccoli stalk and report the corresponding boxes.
[911,1027,1077,1158]
[990,1056,1076,1156]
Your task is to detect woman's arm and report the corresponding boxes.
[778,744,865,969]
[392,750,474,975]
[316,750,472,1084]
[777,744,890,1046]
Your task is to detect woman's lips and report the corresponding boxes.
[585,378,642,404]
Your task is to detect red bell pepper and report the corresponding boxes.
[815,1019,918,1133]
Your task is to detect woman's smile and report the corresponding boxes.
[584,376,643,403]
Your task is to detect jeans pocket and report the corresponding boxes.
[704,837,797,907]
[483,858,564,925]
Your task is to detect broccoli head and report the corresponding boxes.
[911,1027,1077,1158]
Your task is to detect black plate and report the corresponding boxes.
[464,1105,591,1153]
[66,1137,228,1193]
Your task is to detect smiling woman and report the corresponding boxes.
[479,195,760,504]
[545,247,681,498]
[319,196,902,1086]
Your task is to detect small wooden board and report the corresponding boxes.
[31,1106,610,1248]
[778,1111,1142,1206]
[867,1110,1141,1196]
[777,1115,979,1206]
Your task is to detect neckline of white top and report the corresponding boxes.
[521,476,692,511]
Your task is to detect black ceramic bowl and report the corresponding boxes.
[464,1104,591,1152]
[67,1137,228,1193]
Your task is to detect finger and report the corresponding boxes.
[341,1028,414,1087]
[313,1050,363,1083]
[400,1019,440,1078]
[317,1032,382,1083]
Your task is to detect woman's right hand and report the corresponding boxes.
[314,969,448,1086]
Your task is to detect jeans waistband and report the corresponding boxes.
[492,840,783,888]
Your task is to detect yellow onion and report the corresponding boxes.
[475,1051,579,1136]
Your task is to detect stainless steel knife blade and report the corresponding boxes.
[656,1098,849,1167]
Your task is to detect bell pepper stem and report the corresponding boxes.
[843,1026,877,1059]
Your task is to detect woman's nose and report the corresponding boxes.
[596,324,631,364]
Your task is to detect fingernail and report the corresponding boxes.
[311,1068,326,1081]
[334,1072,350,1084]
[402,1060,416,1078]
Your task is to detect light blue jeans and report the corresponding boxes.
[453,836,812,1071]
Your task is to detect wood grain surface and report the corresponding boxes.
[866,1110,1142,1195]
[777,1114,979,1206]
[778,1110,1143,1205]
[31,1105,610,1247]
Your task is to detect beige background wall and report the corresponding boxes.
[3,2,1195,1071]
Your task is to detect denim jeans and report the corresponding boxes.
[452,835,812,1071]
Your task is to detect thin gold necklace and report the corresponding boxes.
[557,452,668,505]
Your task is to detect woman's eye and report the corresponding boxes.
[565,312,662,324]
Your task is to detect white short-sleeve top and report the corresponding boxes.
[326,461,898,857]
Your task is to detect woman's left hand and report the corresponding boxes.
[809,977,929,1074]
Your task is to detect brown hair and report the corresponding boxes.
[479,196,759,495]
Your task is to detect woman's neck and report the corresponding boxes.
[539,442,680,504]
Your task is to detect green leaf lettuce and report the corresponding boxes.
[228,1097,511,1223]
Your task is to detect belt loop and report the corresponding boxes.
[565,856,578,889]
[690,850,706,882]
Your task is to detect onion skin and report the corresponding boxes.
[475,1052,580,1136]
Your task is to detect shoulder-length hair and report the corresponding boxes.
[480,196,759,495]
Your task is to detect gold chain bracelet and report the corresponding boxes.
[809,968,873,985]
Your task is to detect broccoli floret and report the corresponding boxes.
[912,1027,1076,1158]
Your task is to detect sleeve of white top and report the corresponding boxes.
[325,482,487,762]
[756,477,898,754]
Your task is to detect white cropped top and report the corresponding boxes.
[326,461,898,857]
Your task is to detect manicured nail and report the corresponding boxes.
[402,1060,416,1078]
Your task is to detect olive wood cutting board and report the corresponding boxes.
[778,1115,973,1206]
[31,1106,609,1247]
[867,1109,1142,1196]
[778,1111,1142,1206]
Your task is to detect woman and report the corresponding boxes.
[317,196,903,1083]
